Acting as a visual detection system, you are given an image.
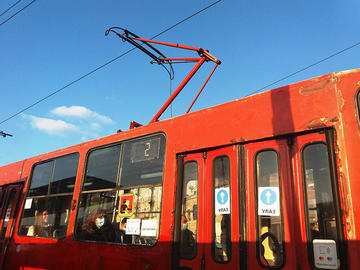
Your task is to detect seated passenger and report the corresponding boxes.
[119,218,132,244]
[79,208,116,242]
[27,210,52,238]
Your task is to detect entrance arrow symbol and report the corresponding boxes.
[265,191,272,204]
[220,191,225,203]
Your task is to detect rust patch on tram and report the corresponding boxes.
[335,86,345,111]
[306,117,338,129]
[299,77,338,96]
[230,137,245,143]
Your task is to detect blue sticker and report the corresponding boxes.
[217,189,229,205]
[260,188,277,205]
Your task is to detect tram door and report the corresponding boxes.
[174,145,241,270]
[244,131,344,269]
[0,184,23,269]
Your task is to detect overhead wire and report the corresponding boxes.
[245,40,360,97]
[0,0,222,125]
[0,0,22,17]
[0,0,36,27]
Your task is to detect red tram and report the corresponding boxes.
[0,31,360,269]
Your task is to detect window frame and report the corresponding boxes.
[74,132,166,247]
[211,154,232,264]
[179,160,199,260]
[300,140,343,270]
[17,152,80,240]
[0,189,17,239]
[254,148,285,269]
[354,87,360,128]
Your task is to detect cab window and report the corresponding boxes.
[75,134,166,246]
[18,153,79,239]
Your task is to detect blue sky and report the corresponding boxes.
[0,0,359,166]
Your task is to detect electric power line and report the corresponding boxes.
[0,0,22,17]
[0,0,36,27]
[0,0,222,125]
[245,40,360,97]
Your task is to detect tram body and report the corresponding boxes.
[0,69,360,269]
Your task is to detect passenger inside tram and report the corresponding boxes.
[79,208,116,242]
[27,210,52,238]
[118,217,132,244]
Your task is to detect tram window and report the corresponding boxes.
[18,153,79,239]
[76,134,166,246]
[83,145,121,191]
[51,154,79,194]
[303,143,338,242]
[19,196,72,238]
[255,150,284,268]
[180,161,198,259]
[0,189,16,239]
[212,156,231,263]
[357,89,360,125]
[120,136,163,186]
[28,162,52,196]
[0,190,6,213]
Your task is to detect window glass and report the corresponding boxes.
[83,145,121,191]
[212,156,231,263]
[0,189,16,239]
[51,154,79,194]
[0,190,6,213]
[357,90,360,124]
[256,150,284,267]
[19,153,79,239]
[180,161,198,259]
[120,136,165,187]
[76,134,166,246]
[303,143,338,242]
[19,196,72,238]
[29,162,52,196]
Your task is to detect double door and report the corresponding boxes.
[174,130,343,270]
[173,145,240,270]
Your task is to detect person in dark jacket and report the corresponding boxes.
[80,208,116,242]
[118,217,132,244]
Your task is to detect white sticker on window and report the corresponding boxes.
[258,187,280,216]
[24,198,33,209]
[215,187,230,215]
[125,218,141,235]
[141,219,157,237]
